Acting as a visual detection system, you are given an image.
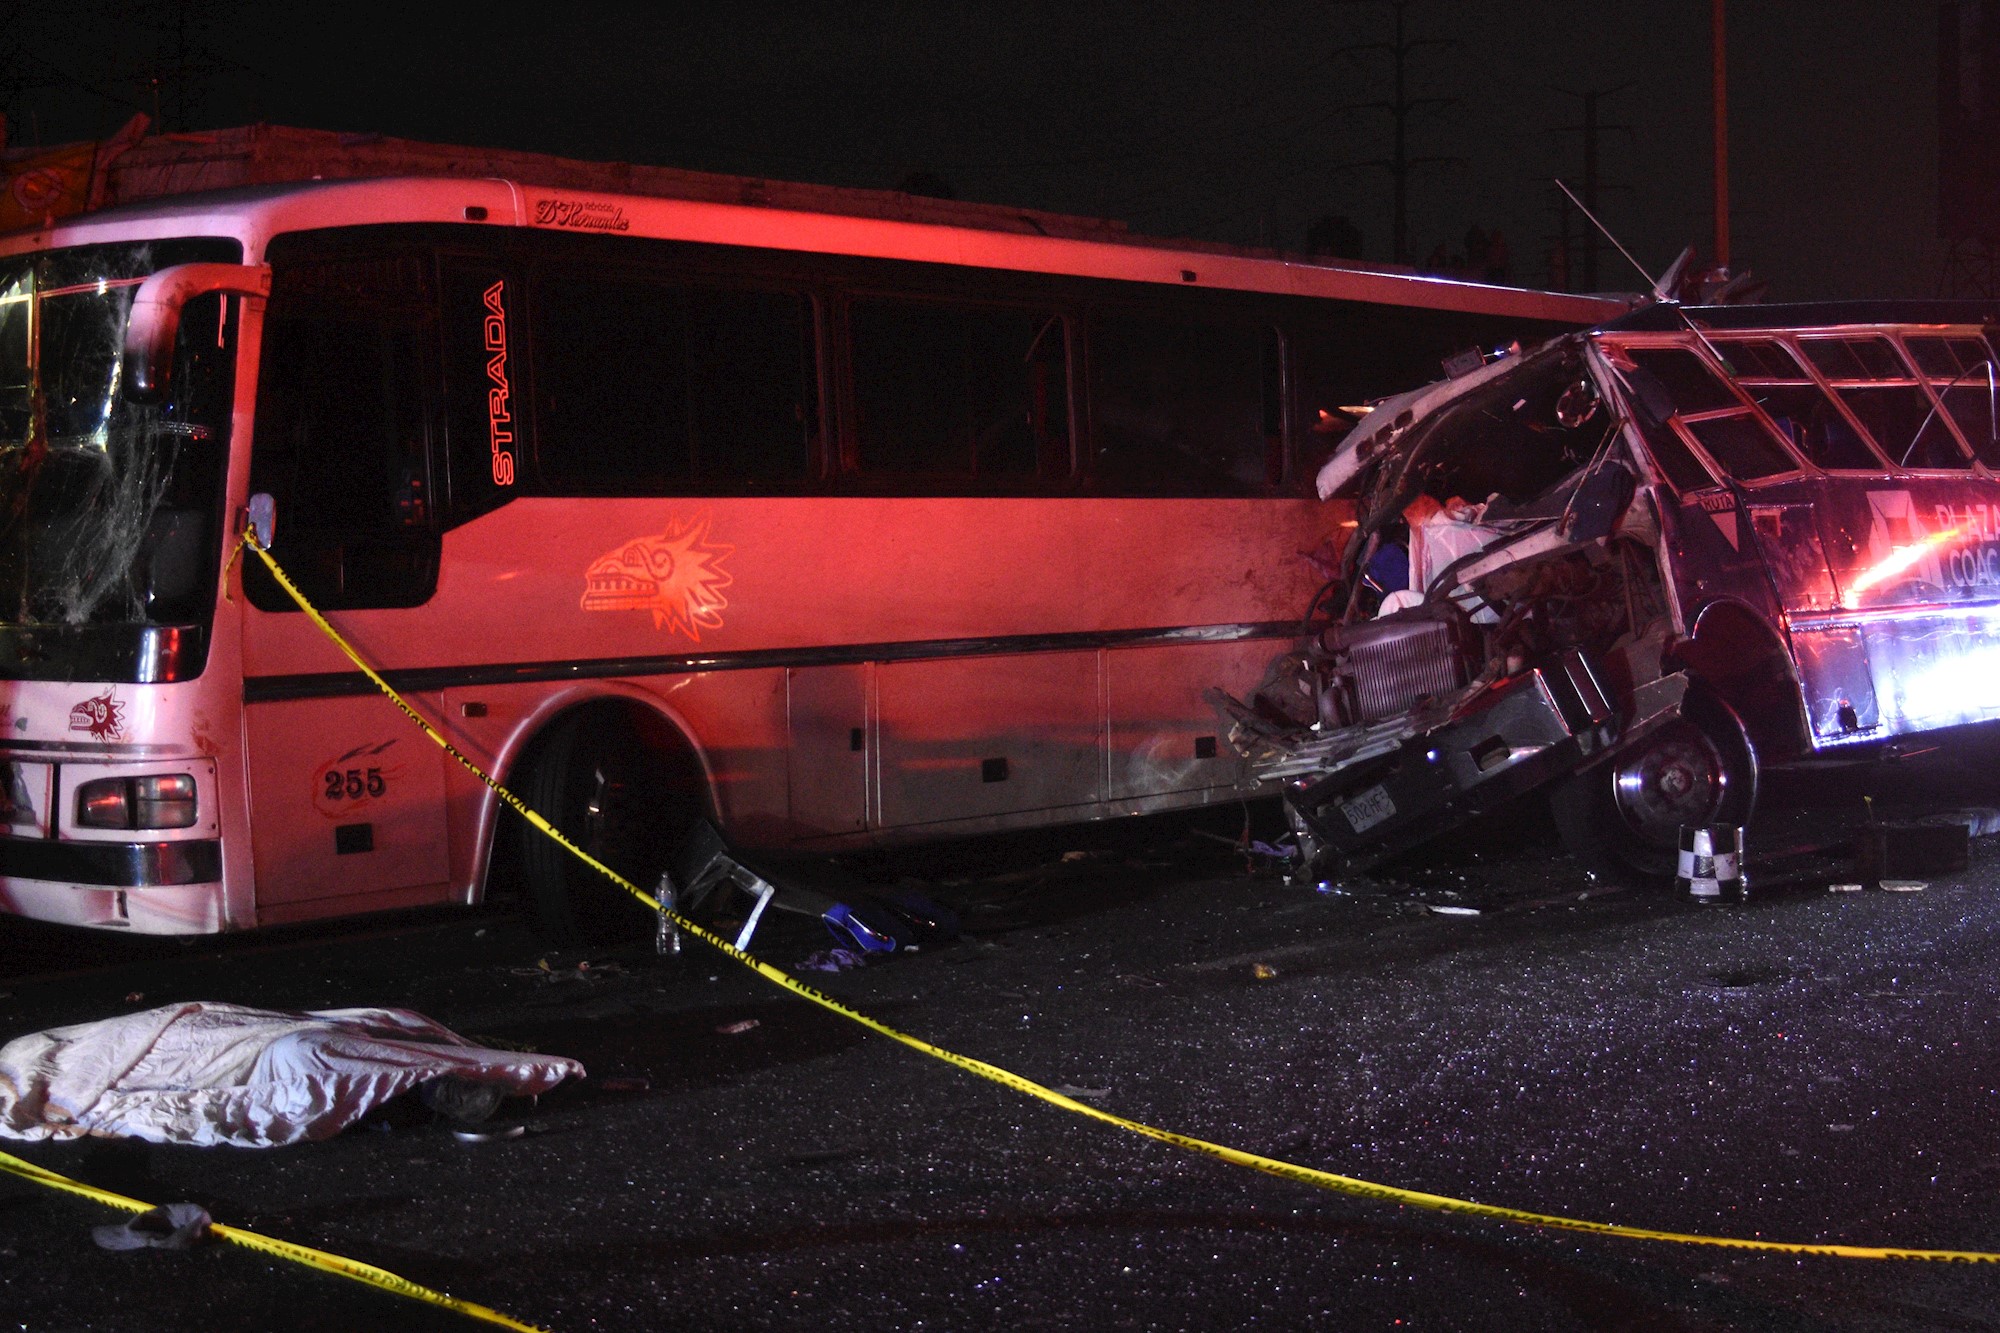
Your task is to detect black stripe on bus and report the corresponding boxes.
[0,836,222,888]
[242,620,1303,704]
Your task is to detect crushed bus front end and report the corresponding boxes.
[1217,301,2000,884]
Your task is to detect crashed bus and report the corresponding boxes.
[1214,300,2000,884]
[0,125,1613,936]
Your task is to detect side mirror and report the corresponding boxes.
[122,262,272,403]
[247,492,276,550]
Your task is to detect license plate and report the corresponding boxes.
[1339,784,1396,833]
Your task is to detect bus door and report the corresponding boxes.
[238,241,452,912]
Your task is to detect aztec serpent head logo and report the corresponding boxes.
[581,517,734,641]
[67,690,125,741]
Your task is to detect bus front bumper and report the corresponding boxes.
[0,836,225,933]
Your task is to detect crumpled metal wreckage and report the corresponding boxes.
[1214,301,2000,887]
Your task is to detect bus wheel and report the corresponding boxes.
[1550,689,1757,887]
[516,706,696,945]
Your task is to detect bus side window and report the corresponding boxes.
[1621,347,1798,481]
[247,251,439,612]
[1720,338,1886,471]
[528,274,815,495]
[1088,312,1271,496]
[847,299,1070,488]
[1609,360,1720,493]
[1803,336,1971,471]
[1906,334,2000,465]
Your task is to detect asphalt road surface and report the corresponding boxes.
[5,758,2000,1332]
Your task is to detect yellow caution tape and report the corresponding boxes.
[242,532,2000,1264]
[0,1147,545,1331]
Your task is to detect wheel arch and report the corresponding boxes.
[1677,597,1811,763]
[472,682,718,906]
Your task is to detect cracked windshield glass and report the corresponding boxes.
[0,240,237,629]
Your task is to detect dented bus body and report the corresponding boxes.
[1214,301,2000,882]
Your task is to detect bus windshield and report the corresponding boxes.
[0,239,238,630]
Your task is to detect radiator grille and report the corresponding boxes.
[1334,618,1470,723]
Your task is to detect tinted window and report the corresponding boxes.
[1841,384,1967,469]
[1719,339,1806,380]
[849,299,1067,484]
[1684,414,1796,480]
[1631,415,1718,492]
[532,275,816,494]
[250,252,438,611]
[1943,383,2000,464]
[1746,383,1883,469]
[1623,348,1739,414]
[1801,336,1906,380]
[1090,313,1276,495]
[1905,336,1971,378]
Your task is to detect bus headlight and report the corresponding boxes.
[75,774,199,830]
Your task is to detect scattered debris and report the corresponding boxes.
[716,1019,760,1036]
[91,1203,212,1252]
[1251,963,1279,981]
[798,948,870,973]
[509,958,624,982]
[822,890,960,957]
[451,1124,526,1144]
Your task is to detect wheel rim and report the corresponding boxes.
[1609,719,1733,849]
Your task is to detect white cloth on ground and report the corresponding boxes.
[0,1003,582,1147]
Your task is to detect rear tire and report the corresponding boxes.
[516,706,700,945]
[1551,688,1757,886]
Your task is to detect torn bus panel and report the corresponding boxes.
[1219,300,2000,884]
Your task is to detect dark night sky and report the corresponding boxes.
[17,2,1944,300]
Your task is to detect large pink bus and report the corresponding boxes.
[0,158,1614,936]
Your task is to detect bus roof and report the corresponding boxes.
[3,123,1624,325]
[1607,300,2000,333]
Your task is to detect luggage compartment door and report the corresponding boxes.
[877,652,1101,827]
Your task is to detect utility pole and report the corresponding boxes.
[1712,0,1730,271]
[1549,83,1634,291]
[1331,0,1459,264]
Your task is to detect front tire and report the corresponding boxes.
[517,707,698,944]
[1551,688,1757,886]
